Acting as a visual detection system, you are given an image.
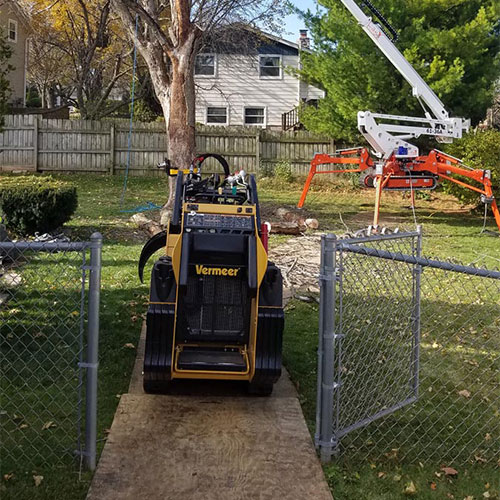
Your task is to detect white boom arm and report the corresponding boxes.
[340,0,470,159]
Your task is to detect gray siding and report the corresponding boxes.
[195,53,324,128]
[0,5,28,105]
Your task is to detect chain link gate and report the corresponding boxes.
[316,230,500,465]
[0,234,102,476]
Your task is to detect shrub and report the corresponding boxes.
[274,160,294,183]
[443,130,500,206]
[0,176,78,235]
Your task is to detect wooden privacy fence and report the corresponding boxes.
[0,115,334,176]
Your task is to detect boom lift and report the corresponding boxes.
[298,0,500,232]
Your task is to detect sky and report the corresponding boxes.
[281,0,321,42]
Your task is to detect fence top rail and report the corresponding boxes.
[0,235,102,253]
[334,231,420,245]
[334,240,500,280]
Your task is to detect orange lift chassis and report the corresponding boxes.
[298,0,500,233]
[298,149,500,232]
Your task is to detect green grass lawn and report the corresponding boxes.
[1,173,498,499]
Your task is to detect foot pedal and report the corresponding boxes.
[177,348,247,372]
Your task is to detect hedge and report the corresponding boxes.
[0,176,78,235]
[443,129,500,207]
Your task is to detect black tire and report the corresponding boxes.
[247,381,274,396]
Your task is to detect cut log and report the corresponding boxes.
[305,218,319,229]
[273,209,317,230]
[130,214,162,237]
[269,221,302,235]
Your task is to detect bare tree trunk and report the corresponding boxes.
[112,0,200,226]
[167,52,196,170]
[161,43,197,219]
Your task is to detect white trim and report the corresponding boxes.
[258,54,282,80]
[7,19,18,43]
[206,106,228,125]
[195,53,217,78]
[243,106,267,127]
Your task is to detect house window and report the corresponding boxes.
[195,54,216,76]
[8,19,18,43]
[206,107,227,125]
[259,55,281,78]
[244,107,265,126]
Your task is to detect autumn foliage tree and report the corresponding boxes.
[112,0,286,208]
[28,0,134,118]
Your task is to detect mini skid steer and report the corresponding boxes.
[138,154,284,395]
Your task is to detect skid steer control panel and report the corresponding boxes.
[185,213,254,230]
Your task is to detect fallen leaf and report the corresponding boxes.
[458,389,471,398]
[33,475,43,487]
[3,473,14,481]
[485,483,490,489]
[484,433,491,441]
[430,482,437,490]
[378,471,386,478]
[393,474,402,482]
[41,421,56,430]
[463,496,474,500]
[441,467,458,477]
[18,423,29,429]
[369,463,376,469]
[404,481,417,496]
[475,455,487,463]
[123,343,135,349]
[435,472,442,478]
[447,495,455,499]
[385,448,399,459]
[483,492,490,499]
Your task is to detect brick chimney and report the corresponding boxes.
[299,29,311,50]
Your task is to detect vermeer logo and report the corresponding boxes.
[195,265,239,277]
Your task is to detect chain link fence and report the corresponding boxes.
[0,234,102,477]
[316,230,500,466]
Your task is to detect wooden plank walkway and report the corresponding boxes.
[87,326,332,500]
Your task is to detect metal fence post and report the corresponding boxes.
[315,236,326,447]
[411,226,422,398]
[318,233,337,463]
[85,232,102,470]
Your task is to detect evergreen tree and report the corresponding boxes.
[300,0,500,141]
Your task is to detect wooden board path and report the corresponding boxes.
[87,325,332,500]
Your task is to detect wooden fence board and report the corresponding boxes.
[0,115,334,175]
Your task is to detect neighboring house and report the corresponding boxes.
[194,29,324,129]
[0,0,30,106]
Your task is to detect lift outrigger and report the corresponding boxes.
[298,0,500,233]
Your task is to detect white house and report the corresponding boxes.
[194,29,324,129]
[0,0,30,106]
